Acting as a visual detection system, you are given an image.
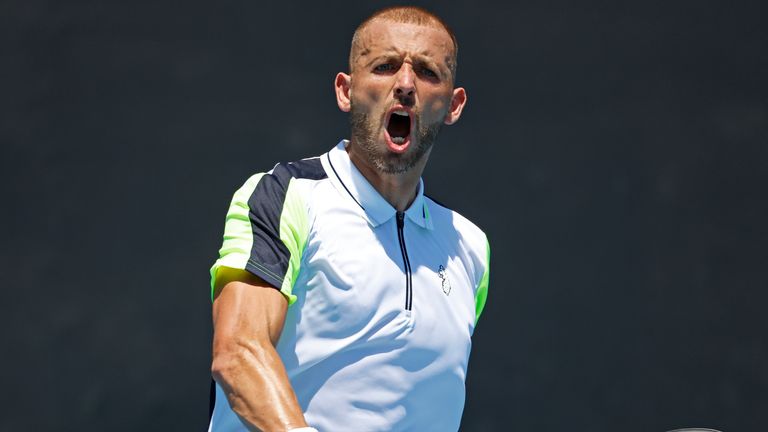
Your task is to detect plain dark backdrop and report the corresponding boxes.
[2,0,767,431]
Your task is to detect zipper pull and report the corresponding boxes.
[396,211,405,228]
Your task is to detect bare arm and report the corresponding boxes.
[211,267,308,432]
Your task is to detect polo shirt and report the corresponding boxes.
[208,140,490,432]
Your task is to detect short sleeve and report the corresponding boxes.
[210,166,311,304]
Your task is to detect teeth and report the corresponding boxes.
[393,110,409,117]
[391,137,406,144]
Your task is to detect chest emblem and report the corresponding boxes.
[438,265,451,295]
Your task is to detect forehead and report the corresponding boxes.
[355,20,454,65]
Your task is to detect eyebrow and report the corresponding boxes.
[361,49,399,68]
[364,52,447,75]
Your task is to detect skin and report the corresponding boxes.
[335,20,467,211]
[211,19,467,431]
[211,268,307,431]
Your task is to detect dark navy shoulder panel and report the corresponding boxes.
[244,158,327,289]
[284,157,328,180]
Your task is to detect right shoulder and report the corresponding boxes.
[211,156,330,302]
[231,157,330,205]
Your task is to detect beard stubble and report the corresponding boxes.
[349,102,441,175]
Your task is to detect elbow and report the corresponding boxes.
[210,337,268,386]
[212,343,248,387]
[211,350,238,387]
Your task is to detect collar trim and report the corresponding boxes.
[322,140,432,230]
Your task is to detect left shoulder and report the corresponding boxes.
[424,195,489,251]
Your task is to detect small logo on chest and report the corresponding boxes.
[438,265,451,295]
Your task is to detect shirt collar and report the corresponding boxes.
[323,140,433,230]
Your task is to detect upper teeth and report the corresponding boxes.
[393,110,409,117]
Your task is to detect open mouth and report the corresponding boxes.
[386,110,411,145]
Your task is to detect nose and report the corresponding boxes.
[394,64,415,97]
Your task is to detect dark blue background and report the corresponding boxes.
[2,0,767,430]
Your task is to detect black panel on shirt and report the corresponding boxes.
[245,158,327,289]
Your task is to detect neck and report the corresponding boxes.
[346,141,430,212]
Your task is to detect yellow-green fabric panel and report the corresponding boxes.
[276,178,309,304]
[475,236,490,325]
[209,173,264,300]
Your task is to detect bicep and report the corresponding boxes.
[213,267,289,348]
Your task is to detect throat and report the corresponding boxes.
[346,143,423,212]
[387,114,411,143]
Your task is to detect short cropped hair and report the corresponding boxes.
[349,6,458,80]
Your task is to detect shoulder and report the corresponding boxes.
[424,195,489,251]
[275,157,328,182]
[232,157,329,204]
[258,157,329,191]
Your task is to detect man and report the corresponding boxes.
[208,6,490,432]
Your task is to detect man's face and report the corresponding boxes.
[340,20,463,174]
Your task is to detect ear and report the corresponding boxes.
[335,72,352,113]
[443,87,467,125]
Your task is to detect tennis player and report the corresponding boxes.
[208,6,490,431]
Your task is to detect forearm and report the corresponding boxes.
[212,337,307,432]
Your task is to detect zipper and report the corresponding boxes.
[396,212,413,311]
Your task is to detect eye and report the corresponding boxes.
[374,63,395,73]
[419,66,438,79]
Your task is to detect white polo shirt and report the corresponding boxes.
[209,140,490,432]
